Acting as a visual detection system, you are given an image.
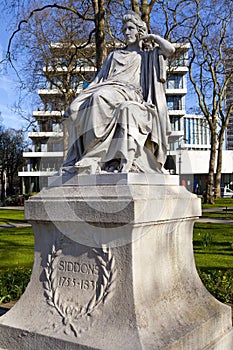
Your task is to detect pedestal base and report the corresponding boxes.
[0,174,232,349]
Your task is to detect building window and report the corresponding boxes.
[166,75,183,89]
[170,116,181,131]
[50,76,63,89]
[170,52,188,67]
[41,143,48,152]
[38,120,53,132]
[184,116,210,147]
[167,96,182,110]
[52,123,63,132]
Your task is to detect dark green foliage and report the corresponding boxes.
[0,267,32,303]
[198,269,233,304]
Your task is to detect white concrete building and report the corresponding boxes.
[225,47,233,150]
[18,44,96,194]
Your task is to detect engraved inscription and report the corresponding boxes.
[56,259,100,295]
[43,244,117,337]
[57,260,100,292]
[58,260,99,275]
[58,260,99,276]
[58,276,96,290]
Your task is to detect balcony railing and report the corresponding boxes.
[23,151,63,158]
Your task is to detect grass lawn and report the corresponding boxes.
[0,207,232,270]
[202,211,233,219]
[0,209,27,225]
[0,207,232,305]
[196,198,233,270]
[0,209,34,269]
[202,198,233,209]
[0,226,34,269]
[193,222,233,270]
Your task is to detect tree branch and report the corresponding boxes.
[6,3,94,64]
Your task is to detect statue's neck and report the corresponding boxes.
[125,43,141,52]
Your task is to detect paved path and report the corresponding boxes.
[0,222,31,228]
[198,206,233,224]
[0,206,24,210]
[202,206,233,213]
[198,217,233,224]
[0,206,30,228]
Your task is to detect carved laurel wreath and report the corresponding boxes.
[43,244,116,337]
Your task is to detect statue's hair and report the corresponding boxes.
[122,10,148,37]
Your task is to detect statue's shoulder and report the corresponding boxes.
[105,50,116,62]
[108,48,124,56]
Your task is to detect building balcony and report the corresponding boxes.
[38,89,65,97]
[32,110,63,118]
[166,88,187,96]
[172,43,190,50]
[23,151,63,158]
[28,132,63,138]
[182,143,211,150]
[37,88,81,102]
[169,66,189,74]
[168,130,184,139]
[43,66,96,73]
[168,110,186,116]
[18,170,59,177]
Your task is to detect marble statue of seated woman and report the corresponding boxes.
[63,10,175,174]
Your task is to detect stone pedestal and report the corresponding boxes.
[0,174,232,349]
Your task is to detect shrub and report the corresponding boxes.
[0,266,32,304]
[4,196,19,206]
[200,232,213,249]
[0,267,232,307]
[198,268,233,304]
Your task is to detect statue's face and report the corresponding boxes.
[123,21,138,45]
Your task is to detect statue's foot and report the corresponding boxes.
[103,159,122,173]
[129,162,143,173]
[60,166,78,174]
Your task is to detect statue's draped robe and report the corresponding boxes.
[63,48,171,173]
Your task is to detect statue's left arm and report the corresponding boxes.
[141,34,175,58]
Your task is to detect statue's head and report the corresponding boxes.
[122,11,148,39]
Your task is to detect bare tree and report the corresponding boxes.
[186,1,233,203]
[2,1,128,124]
[6,2,96,101]
[5,0,233,205]
[2,0,125,155]
[156,0,233,203]
[0,125,26,201]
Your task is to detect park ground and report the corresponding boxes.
[0,200,233,318]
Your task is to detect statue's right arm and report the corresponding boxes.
[140,34,175,58]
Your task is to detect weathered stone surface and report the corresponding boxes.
[0,174,232,349]
[62,12,175,174]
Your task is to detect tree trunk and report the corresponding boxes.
[0,172,5,202]
[131,0,140,15]
[215,129,225,198]
[8,173,14,195]
[205,130,217,204]
[130,0,151,31]
[141,0,150,31]
[92,0,107,71]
